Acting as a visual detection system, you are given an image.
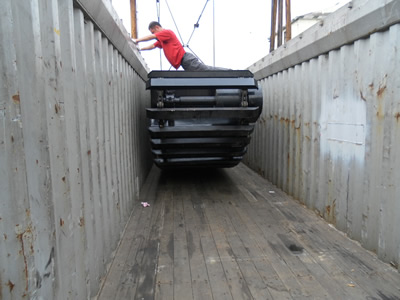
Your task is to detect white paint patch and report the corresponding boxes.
[320,94,366,163]
[326,123,364,145]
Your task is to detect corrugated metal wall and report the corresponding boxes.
[246,0,400,271]
[0,0,152,299]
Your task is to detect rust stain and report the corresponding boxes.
[79,217,85,227]
[377,84,386,98]
[325,200,336,225]
[6,280,15,293]
[279,117,291,125]
[87,150,91,155]
[55,103,60,114]
[60,218,64,227]
[376,103,384,120]
[16,228,30,291]
[395,112,400,122]
[326,205,331,215]
[12,94,20,104]
[376,74,388,98]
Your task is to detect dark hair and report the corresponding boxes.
[148,21,161,30]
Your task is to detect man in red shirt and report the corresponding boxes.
[133,21,224,71]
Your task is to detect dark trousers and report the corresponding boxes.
[180,52,228,71]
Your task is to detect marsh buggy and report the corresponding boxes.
[146,70,262,169]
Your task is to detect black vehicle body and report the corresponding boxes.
[146,70,263,169]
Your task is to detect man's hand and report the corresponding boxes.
[132,38,141,50]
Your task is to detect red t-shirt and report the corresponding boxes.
[154,29,186,69]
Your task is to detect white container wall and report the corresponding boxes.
[0,0,152,299]
[246,0,400,270]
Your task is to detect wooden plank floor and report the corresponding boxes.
[98,163,400,300]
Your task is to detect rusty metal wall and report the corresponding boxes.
[245,0,400,270]
[0,0,152,299]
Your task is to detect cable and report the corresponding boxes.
[186,0,210,47]
[156,0,161,22]
[157,0,212,69]
[186,46,205,64]
[212,0,215,66]
[164,0,185,44]
[156,0,162,69]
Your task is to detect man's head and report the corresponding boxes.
[148,21,162,34]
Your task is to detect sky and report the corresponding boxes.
[112,0,349,70]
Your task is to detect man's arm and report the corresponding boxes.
[133,34,157,44]
[139,44,156,51]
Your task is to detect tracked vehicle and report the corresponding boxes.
[146,70,262,169]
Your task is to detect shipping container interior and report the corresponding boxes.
[1,0,399,299]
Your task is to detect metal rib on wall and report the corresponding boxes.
[245,0,400,270]
[0,0,151,299]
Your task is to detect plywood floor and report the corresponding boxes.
[98,163,400,300]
